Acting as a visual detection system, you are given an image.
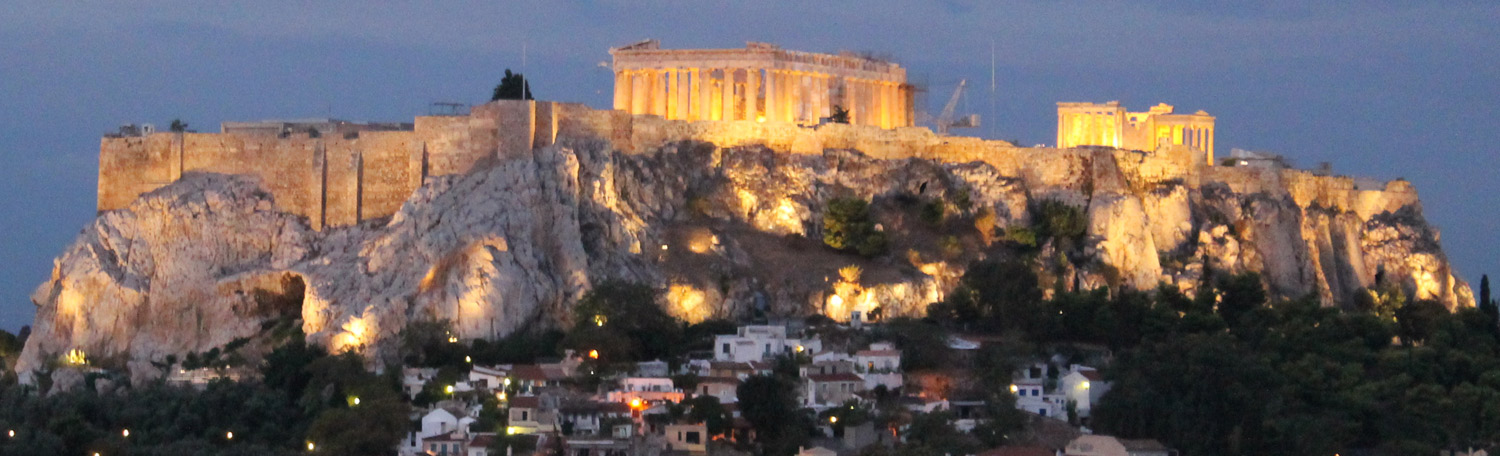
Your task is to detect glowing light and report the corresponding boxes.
[1009,384,1019,394]
[589,349,599,359]
[667,284,709,323]
[227,431,234,440]
[307,441,316,451]
[1081,381,1091,390]
[445,385,455,394]
[497,392,507,401]
[594,314,607,326]
[122,429,130,437]
[465,356,472,363]
[504,378,512,386]
[448,336,458,344]
[756,115,766,123]
[630,398,643,409]
[352,397,361,406]
[660,244,669,251]
[64,348,88,366]
[506,426,522,435]
[6,429,12,438]
[828,294,844,309]
[829,416,838,424]
[795,345,804,353]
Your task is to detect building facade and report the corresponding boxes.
[1057,101,1215,163]
[610,40,913,128]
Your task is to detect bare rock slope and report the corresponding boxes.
[18,138,1472,383]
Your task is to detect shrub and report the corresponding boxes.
[1034,200,1087,242]
[920,199,946,226]
[823,197,888,256]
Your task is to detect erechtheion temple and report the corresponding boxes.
[609,40,913,128]
[1057,101,1216,162]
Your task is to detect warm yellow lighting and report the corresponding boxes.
[828,294,844,309]
[307,441,316,451]
[594,314,607,327]
[1009,384,1019,394]
[829,416,838,424]
[504,378,512,386]
[660,244,669,251]
[497,392,507,401]
[352,397,361,406]
[589,349,600,359]
[227,431,234,440]
[630,398,643,409]
[666,284,709,323]
[122,429,130,437]
[465,356,472,363]
[756,115,766,123]
[6,429,12,438]
[795,345,804,353]
[448,336,458,343]
[1081,381,1091,390]
[506,426,521,435]
[445,385,455,394]
[64,348,88,366]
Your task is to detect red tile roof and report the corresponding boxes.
[510,396,540,408]
[512,365,548,381]
[856,350,901,357]
[977,445,1054,456]
[1079,370,1103,381]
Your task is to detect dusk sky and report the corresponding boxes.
[1,1,1496,330]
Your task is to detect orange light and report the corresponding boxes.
[630,398,643,409]
[588,350,599,359]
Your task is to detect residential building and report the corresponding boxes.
[1064,435,1172,456]
[665,423,710,454]
[713,325,820,363]
[1060,366,1110,419]
[805,373,864,408]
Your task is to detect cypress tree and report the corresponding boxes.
[1481,274,1497,325]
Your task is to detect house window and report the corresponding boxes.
[685,431,701,444]
[722,343,731,354]
[1039,408,1048,416]
[521,410,529,421]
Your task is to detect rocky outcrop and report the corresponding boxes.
[19,135,1474,384]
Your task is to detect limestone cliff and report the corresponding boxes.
[18,135,1473,384]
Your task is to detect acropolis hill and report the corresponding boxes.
[21,41,1471,383]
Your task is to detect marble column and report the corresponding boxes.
[666,70,679,119]
[765,69,779,122]
[809,74,823,123]
[745,68,759,121]
[720,68,736,121]
[687,68,700,121]
[613,71,630,111]
[699,69,714,120]
[630,70,647,115]
[677,69,691,121]
[650,70,666,117]
[845,78,858,125]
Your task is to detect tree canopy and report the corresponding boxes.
[491,69,533,101]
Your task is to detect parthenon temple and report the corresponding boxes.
[609,40,913,128]
[1057,101,1216,163]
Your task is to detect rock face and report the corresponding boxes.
[18,136,1473,384]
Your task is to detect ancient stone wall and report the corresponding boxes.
[98,100,1416,233]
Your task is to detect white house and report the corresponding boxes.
[421,408,461,439]
[468,365,509,392]
[403,367,438,399]
[854,343,902,390]
[1061,366,1110,419]
[713,325,820,363]
[1011,377,1065,419]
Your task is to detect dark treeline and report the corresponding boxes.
[928,257,1500,455]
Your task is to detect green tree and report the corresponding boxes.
[169,119,189,132]
[822,197,887,256]
[491,69,534,100]
[684,395,732,436]
[1481,274,1497,326]
[829,105,850,124]
[564,280,682,362]
[737,375,808,455]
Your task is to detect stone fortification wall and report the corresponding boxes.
[98,100,1415,232]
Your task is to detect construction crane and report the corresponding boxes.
[936,79,980,136]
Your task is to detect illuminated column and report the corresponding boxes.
[630,70,647,114]
[613,71,630,111]
[1057,113,1065,148]
[665,70,679,119]
[687,68,700,121]
[700,69,715,120]
[745,68,759,121]
[807,74,822,123]
[849,78,861,125]
[720,68,736,121]
[765,69,779,122]
[1206,128,1215,162]
[678,68,687,120]
[645,69,662,116]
